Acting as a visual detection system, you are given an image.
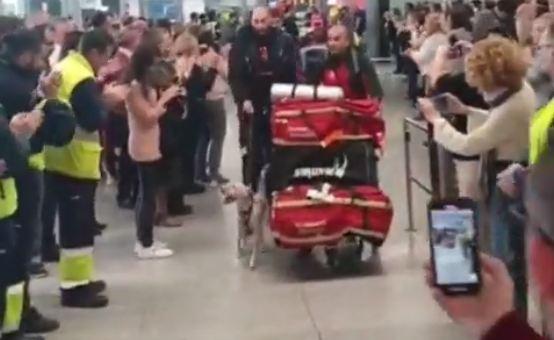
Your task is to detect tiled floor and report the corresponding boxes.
[32,68,471,340]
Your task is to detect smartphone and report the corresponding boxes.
[430,94,449,113]
[428,198,481,295]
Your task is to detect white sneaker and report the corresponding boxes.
[134,240,169,254]
[135,244,174,260]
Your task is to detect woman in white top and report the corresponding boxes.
[406,12,448,77]
[126,40,180,259]
[419,36,536,314]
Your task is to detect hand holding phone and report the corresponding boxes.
[430,94,449,113]
[428,198,481,295]
[434,93,469,115]
[426,253,514,337]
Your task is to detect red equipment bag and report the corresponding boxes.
[271,184,393,248]
[271,98,385,149]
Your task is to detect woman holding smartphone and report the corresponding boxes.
[126,39,179,259]
[419,36,536,314]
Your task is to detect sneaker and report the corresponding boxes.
[135,244,174,260]
[61,285,109,309]
[134,240,168,254]
[29,263,49,279]
[21,307,60,334]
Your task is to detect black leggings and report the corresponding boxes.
[136,161,161,248]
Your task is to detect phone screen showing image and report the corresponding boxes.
[430,207,479,288]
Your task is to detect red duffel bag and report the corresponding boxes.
[271,99,385,149]
[271,184,393,248]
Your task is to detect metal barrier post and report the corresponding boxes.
[403,117,440,236]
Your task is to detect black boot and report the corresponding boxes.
[41,243,59,263]
[61,285,109,309]
[21,307,60,334]
[88,280,107,294]
[1,333,45,340]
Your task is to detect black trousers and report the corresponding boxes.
[117,144,138,204]
[0,218,22,287]
[50,174,96,251]
[136,161,161,247]
[237,103,252,185]
[181,101,205,188]
[14,168,43,275]
[0,218,22,335]
[41,171,58,250]
[249,105,272,192]
[405,57,421,105]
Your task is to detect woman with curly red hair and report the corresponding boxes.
[419,36,537,315]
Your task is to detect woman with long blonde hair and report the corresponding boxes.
[170,31,221,202]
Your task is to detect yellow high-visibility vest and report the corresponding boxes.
[0,177,17,219]
[530,99,554,165]
[44,52,102,180]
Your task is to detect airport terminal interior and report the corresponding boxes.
[28,66,503,340]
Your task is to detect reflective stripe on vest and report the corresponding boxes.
[0,177,17,219]
[530,99,554,165]
[43,52,101,180]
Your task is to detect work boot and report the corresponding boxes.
[41,243,59,263]
[61,285,109,309]
[21,307,60,334]
[88,280,107,295]
[1,332,44,340]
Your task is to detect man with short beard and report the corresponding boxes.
[229,6,296,188]
[318,25,383,100]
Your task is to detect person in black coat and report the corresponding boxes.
[228,7,297,188]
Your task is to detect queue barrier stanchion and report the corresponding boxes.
[403,117,442,235]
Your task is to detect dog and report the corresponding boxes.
[220,183,268,269]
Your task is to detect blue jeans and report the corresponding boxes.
[489,187,528,316]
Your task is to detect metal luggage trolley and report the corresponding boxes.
[403,117,441,240]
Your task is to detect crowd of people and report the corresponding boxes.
[382,0,554,339]
[0,3,386,339]
[4,0,554,339]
